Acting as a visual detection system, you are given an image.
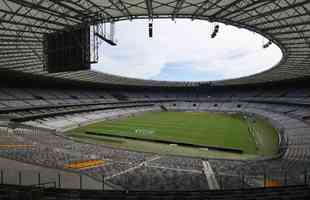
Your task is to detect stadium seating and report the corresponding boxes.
[1,0,310,198]
[1,86,310,191]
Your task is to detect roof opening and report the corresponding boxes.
[92,19,282,82]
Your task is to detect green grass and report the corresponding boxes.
[67,111,279,158]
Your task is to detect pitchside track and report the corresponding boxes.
[68,111,279,158]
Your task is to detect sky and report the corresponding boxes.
[91,19,282,82]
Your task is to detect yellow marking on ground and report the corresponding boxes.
[64,159,105,170]
[265,179,281,187]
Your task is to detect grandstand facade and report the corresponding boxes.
[0,0,310,199]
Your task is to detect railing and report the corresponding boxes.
[0,166,309,192]
[31,181,57,188]
[214,169,310,190]
[0,168,103,190]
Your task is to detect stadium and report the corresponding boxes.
[0,0,310,199]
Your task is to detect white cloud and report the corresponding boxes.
[92,19,282,81]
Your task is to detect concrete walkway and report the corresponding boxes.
[202,161,220,190]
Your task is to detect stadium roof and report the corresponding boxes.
[0,0,309,87]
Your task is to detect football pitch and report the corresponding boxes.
[68,111,279,158]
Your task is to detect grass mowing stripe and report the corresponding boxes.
[88,123,236,134]
[69,111,278,156]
